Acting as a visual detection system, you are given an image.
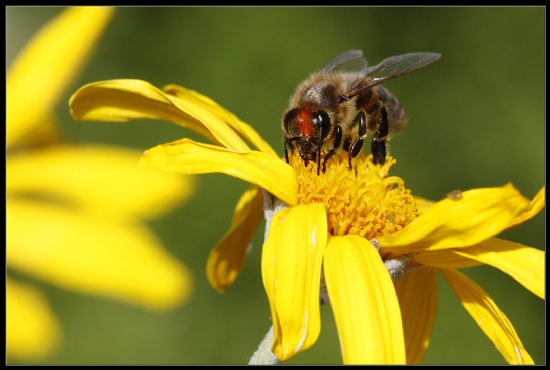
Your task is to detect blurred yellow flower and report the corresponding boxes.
[7,8,194,361]
[69,78,544,364]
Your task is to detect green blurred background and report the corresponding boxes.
[7,7,544,364]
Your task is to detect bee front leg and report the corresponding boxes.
[283,137,300,164]
[348,111,367,169]
[321,125,343,174]
[371,104,389,165]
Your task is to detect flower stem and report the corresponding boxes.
[249,325,279,365]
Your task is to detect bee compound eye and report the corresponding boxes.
[283,108,300,134]
[284,108,300,124]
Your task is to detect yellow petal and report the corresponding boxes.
[163,84,279,157]
[324,235,406,364]
[439,268,534,364]
[206,185,264,292]
[69,79,250,152]
[393,267,437,364]
[7,144,194,221]
[14,114,62,148]
[414,250,483,268]
[413,196,436,215]
[140,138,297,206]
[7,199,193,311]
[7,7,114,148]
[261,204,327,361]
[451,238,544,299]
[7,278,62,361]
[379,184,531,254]
[505,186,545,231]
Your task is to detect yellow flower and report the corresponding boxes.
[7,8,194,361]
[69,78,544,364]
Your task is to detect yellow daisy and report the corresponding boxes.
[8,8,194,361]
[69,78,544,364]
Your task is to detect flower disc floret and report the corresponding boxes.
[291,152,418,240]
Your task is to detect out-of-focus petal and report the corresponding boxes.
[504,186,545,231]
[451,238,544,299]
[261,204,327,361]
[378,184,531,254]
[393,267,437,364]
[140,138,297,206]
[7,7,114,148]
[7,199,193,311]
[163,84,279,157]
[14,114,62,148]
[7,145,194,221]
[414,250,483,268]
[7,278,62,360]
[440,268,533,364]
[69,79,250,152]
[207,185,264,292]
[324,235,406,364]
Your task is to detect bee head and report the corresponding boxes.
[283,105,331,159]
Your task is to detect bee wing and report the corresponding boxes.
[320,49,369,74]
[345,52,441,98]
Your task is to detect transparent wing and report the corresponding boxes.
[320,49,368,74]
[346,52,441,98]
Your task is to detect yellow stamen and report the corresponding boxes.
[289,151,418,240]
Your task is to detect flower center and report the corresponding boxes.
[289,151,418,240]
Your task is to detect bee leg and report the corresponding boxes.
[321,125,343,174]
[342,136,351,152]
[371,104,389,165]
[316,144,322,175]
[347,111,367,169]
[283,137,300,164]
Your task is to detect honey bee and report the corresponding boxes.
[282,50,441,175]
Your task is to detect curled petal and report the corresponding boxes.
[163,84,279,157]
[8,7,114,148]
[379,184,531,254]
[140,138,297,206]
[69,79,249,152]
[207,185,264,292]
[440,268,533,364]
[393,267,437,364]
[324,235,406,364]
[261,204,327,361]
[7,200,193,311]
[505,186,545,231]
[451,238,544,299]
